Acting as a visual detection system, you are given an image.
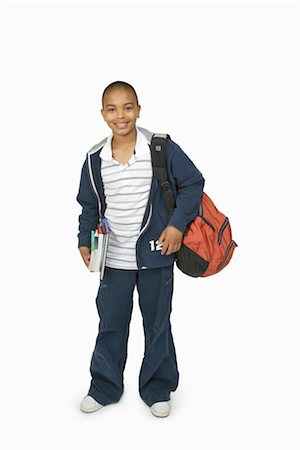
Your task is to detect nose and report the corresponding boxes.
[116,108,125,118]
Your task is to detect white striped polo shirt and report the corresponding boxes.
[100,127,152,270]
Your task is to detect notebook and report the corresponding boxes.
[88,218,109,280]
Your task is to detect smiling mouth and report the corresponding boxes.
[115,122,129,129]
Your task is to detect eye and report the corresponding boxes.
[125,106,132,110]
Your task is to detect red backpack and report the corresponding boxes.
[150,134,238,277]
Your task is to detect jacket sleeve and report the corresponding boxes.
[76,157,99,248]
[168,142,205,233]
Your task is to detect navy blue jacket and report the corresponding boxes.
[76,126,205,269]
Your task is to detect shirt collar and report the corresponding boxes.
[99,126,150,162]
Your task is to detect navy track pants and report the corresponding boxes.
[87,262,179,407]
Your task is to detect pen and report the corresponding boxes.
[102,217,108,234]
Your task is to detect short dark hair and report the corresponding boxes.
[102,81,139,108]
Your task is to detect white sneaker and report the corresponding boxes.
[80,395,104,413]
[150,400,171,417]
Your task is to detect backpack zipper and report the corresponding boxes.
[216,240,236,271]
[218,217,229,245]
[201,215,215,232]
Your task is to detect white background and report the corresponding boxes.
[1,1,299,449]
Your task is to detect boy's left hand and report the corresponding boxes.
[157,225,184,256]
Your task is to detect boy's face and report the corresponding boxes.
[101,88,141,138]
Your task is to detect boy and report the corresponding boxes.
[76,81,205,417]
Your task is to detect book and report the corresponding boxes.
[88,219,109,279]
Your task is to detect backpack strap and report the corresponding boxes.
[150,134,175,220]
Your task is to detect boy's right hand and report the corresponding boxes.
[79,246,91,268]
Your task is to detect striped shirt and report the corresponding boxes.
[100,127,152,270]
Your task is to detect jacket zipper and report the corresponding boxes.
[87,153,103,224]
[135,202,153,270]
[137,203,153,238]
[136,174,159,240]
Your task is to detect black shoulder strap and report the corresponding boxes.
[150,134,175,219]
